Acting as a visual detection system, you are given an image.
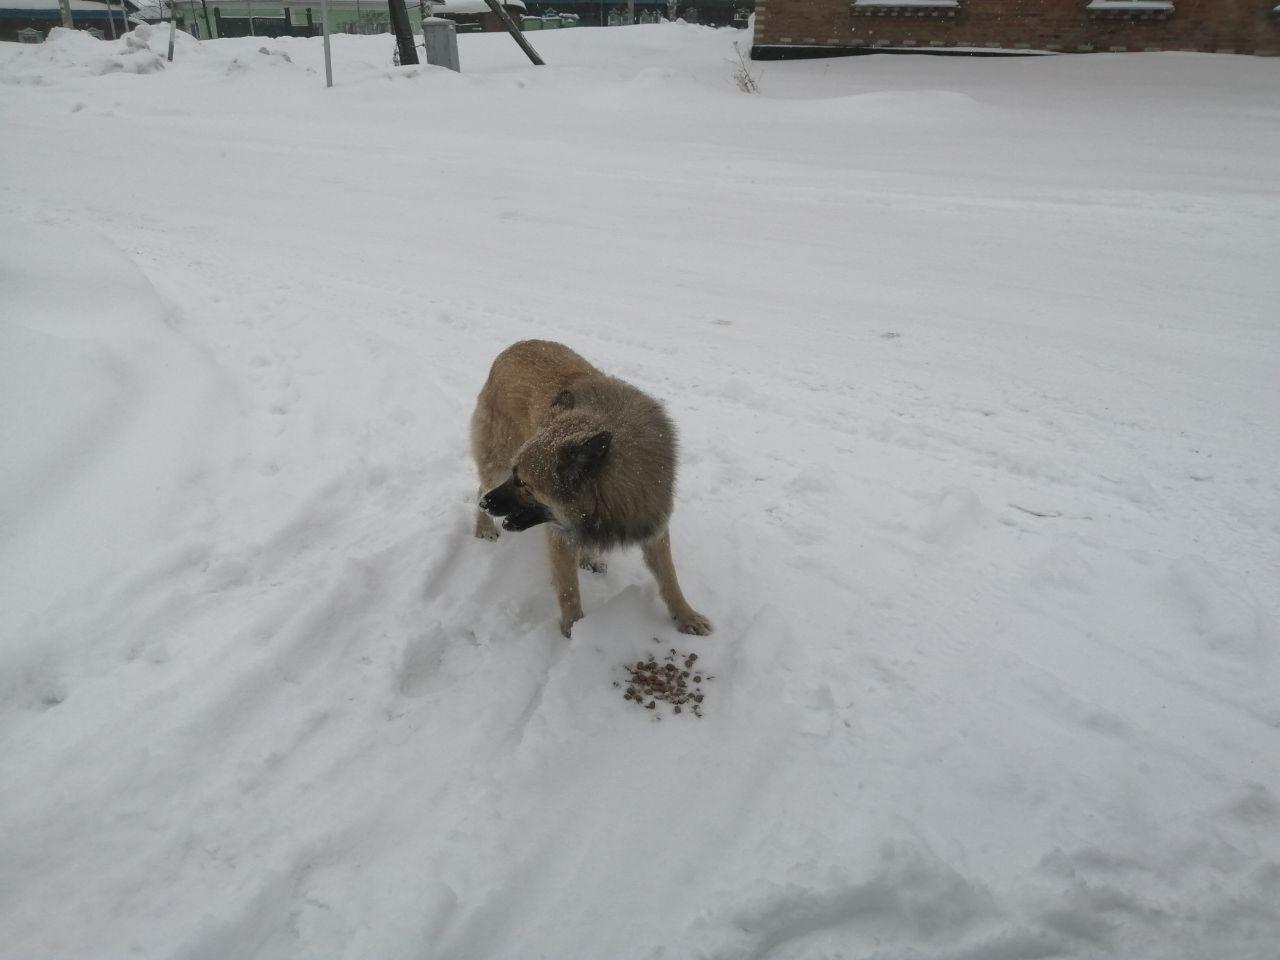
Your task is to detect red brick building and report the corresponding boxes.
[750,0,1280,57]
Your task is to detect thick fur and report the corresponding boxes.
[471,340,712,638]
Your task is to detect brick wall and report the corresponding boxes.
[752,0,1280,56]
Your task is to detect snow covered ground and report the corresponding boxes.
[2,23,1279,960]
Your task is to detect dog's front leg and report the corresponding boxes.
[547,528,584,638]
[641,530,712,636]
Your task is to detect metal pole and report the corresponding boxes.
[120,0,129,33]
[321,0,333,86]
[482,0,542,65]
[168,4,177,58]
[248,0,255,35]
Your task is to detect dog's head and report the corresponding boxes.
[479,426,613,535]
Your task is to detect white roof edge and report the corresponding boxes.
[0,0,139,10]
[1086,1,1174,10]
[272,0,526,7]
[852,0,959,7]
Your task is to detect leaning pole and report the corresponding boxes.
[483,0,543,65]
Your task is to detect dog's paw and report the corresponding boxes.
[578,556,608,575]
[675,610,713,636]
[474,514,499,541]
[559,609,584,639]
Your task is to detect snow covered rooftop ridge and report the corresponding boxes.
[1086,0,1175,10]
[853,0,960,7]
[272,0,527,9]
[2,0,137,10]
[426,0,529,10]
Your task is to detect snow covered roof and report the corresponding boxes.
[426,0,526,11]
[852,0,959,7]
[1086,0,1174,9]
[276,0,526,11]
[1,0,136,9]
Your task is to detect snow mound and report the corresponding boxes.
[44,25,168,76]
[0,24,214,85]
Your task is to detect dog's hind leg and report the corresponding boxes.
[548,529,584,638]
[641,530,712,636]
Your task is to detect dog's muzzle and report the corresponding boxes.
[500,504,552,531]
[480,479,552,532]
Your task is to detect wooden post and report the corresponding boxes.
[483,0,543,65]
[388,0,419,64]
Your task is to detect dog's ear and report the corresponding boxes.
[552,389,575,412]
[557,431,611,491]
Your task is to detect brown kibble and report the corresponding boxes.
[621,649,708,716]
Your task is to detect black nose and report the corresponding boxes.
[478,495,492,512]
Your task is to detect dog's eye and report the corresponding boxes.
[512,474,525,489]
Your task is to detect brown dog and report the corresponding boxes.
[471,340,712,639]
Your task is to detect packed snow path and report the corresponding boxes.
[2,25,1279,960]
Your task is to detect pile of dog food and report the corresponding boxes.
[619,646,712,717]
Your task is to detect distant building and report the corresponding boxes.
[751,0,1280,58]
[521,0,749,27]
[167,0,527,38]
[1,0,137,41]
